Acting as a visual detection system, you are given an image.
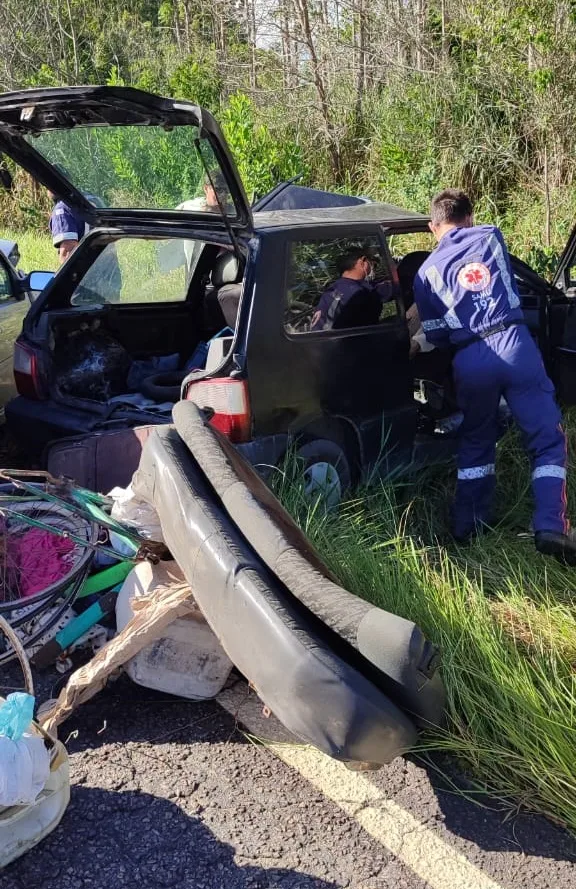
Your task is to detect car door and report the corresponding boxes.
[509,255,553,361]
[508,254,576,405]
[246,223,418,473]
[0,255,28,416]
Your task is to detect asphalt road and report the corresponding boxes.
[1,672,576,889]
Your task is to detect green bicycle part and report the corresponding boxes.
[76,562,134,599]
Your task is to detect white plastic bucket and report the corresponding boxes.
[0,719,70,868]
[116,562,233,701]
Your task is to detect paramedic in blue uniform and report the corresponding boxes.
[49,196,88,264]
[311,247,393,331]
[413,188,575,563]
[48,188,122,301]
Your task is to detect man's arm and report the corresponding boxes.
[374,280,394,302]
[57,239,78,263]
[413,269,451,349]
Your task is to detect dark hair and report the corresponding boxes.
[337,246,376,276]
[204,171,228,193]
[396,250,431,309]
[430,189,473,226]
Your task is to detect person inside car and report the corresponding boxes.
[311,247,393,331]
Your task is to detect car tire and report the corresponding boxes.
[141,371,186,403]
[296,438,351,508]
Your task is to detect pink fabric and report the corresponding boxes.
[12,529,75,597]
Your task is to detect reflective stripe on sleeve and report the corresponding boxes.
[426,264,455,308]
[457,464,496,480]
[422,318,447,332]
[487,233,520,309]
[53,232,79,245]
[425,265,463,328]
[532,465,567,481]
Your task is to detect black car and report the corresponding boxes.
[1,85,576,499]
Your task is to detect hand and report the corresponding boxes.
[406,303,419,323]
[409,338,421,358]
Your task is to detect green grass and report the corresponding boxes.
[275,417,576,831]
[0,229,57,274]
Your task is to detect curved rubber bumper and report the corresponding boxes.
[134,426,417,764]
[171,401,445,729]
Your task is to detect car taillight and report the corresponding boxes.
[185,378,251,443]
[13,341,45,400]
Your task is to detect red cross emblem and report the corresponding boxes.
[457,262,491,292]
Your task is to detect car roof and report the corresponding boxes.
[253,201,430,231]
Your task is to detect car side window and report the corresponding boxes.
[0,263,14,302]
[284,236,395,335]
[69,237,205,306]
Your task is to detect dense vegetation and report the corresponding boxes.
[2,0,576,273]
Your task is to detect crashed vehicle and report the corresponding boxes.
[1,87,576,496]
[0,237,36,417]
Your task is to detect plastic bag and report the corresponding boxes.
[0,734,51,807]
[55,329,131,402]
[0,693,34,741]
[108,485,165,543]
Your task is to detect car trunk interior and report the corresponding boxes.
[46,297,237,414]
[41,239,244,414]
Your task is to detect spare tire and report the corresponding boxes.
[140,370,186,403]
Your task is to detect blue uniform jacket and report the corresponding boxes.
[49,200,89,248]
[413,225,524,349]
[311,277,393,331]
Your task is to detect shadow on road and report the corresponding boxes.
[23,672,576,873]
[1,784,344,889]
[410,751,576,864]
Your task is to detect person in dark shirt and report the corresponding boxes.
[49,195,90,264]
[311,247,393,331]
[48,184,122,301]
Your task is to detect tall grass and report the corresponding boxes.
[0,229,57,273]
[275,416,576,830]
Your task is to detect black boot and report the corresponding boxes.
[535,529,576,566]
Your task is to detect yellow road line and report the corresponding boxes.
[218,686,504,889]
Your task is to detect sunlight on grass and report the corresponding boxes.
[275,413,576,831]
[0,229,57,273]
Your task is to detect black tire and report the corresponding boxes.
[141,371,186,403]
[296,438,351,507]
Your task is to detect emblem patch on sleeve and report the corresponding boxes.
[457,262,491,292]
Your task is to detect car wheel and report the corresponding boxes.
[296,439,351,508]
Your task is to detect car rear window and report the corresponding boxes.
[25,126,239,219]
[69,237,205,306]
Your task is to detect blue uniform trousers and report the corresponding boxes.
[453,325,567,538]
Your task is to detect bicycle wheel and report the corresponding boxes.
[0,487,97,612]
[0,614,34,697]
